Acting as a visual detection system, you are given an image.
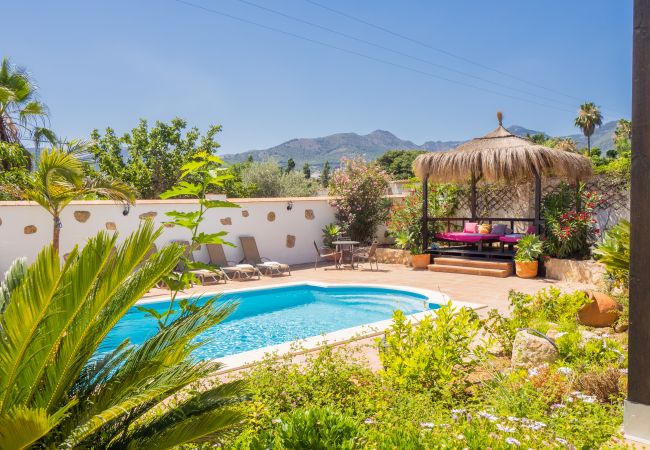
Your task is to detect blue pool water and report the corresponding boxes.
[101,284,439,359]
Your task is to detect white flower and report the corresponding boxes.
[420,422,435,428]
[478,411,498,422]
[505,437,521,446]
[527,367,540,377]
[364,418,375,425]
[551,403,566,410]
[507,416,520,422]
[620,368,628,374]
[556,437,569,445]
[557,366,572,375]
[573,392,597,403]
[497,423,516,433]
[271,418,281,424]
[555,332,568,338]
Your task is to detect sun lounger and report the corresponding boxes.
[239,236,291,276]
[171,240,227,285]
[207,243,261,280]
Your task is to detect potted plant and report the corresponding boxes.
[321,223,342,261]
[514,234,544,278]
[394,230,430,269]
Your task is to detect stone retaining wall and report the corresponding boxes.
[544,258,606,286]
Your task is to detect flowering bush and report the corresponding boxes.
[543,183,603,259]
[328,157,391,243]
[386,182,459,253]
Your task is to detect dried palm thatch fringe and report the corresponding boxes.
[413,114,593,183]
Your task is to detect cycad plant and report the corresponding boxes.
[0,221,245,449]
[10,145,135,252]
[593,219,630,288]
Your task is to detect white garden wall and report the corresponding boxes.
[0,197,341,274]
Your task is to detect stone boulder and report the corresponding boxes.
[578,291,620,328]
[511,330,559,368]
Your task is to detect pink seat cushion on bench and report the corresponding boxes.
[435,232,501,243]
[499,234,525,244]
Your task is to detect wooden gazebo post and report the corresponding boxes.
[625,0,650,443]
[422,176,429,251]
[534,172,542,231]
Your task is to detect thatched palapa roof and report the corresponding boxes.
[413,113,593,183]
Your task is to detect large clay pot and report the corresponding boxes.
[578,291,621,327]
[515,260,538,278]
[410,253,430,269]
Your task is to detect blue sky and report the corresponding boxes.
[5,0,632,154]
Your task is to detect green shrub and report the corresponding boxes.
[556,332,626,367]
[274,407,363,449]
[483,288,589,355]
[379,304,487,397]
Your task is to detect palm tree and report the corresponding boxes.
[0,57,56,153]
[555,137,577,153]
[10,145,135,252]
[0,222,245,448]
[615,118,632,141]
[574,102,603,156]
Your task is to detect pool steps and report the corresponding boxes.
[428,257,513,278]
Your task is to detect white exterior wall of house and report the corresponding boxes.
[0,197,341,274]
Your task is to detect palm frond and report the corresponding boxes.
[122,407,245,450]
[0,244,64,412]
[0,403,75,450]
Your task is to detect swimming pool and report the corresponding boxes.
[100,283,446,360]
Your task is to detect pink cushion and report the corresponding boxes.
[464,222,479,233]
[526,225,537,234]
[436,232,500,243]
[499,234,523,244]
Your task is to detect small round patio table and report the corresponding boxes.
[332,240,359,269]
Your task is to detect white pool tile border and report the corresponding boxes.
[136,281,486,372]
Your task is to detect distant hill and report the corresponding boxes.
[223,121,620,168]
[223,130,430,168]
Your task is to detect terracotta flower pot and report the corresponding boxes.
[515,260,538,278]
[578,291,621,327]
[410,253,430,269]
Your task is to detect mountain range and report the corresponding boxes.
[223,121,620,168]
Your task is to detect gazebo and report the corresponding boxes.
[413,112,593,256]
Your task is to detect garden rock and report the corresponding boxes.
[511,330,558,368]
[578,291,620,328]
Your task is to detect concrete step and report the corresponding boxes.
[427,263,511,278]
[433,257,513,271]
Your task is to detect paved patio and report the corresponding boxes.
[145,262,594,315]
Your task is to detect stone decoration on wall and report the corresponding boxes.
[73,211,91,223]
[24,225,37,234]
[138,211,157,220]
[304,209,315,220]
[163,223,175,228]
[267,212,276,222]
[286,235,296,248]
[105,222,117,231]
[241,210,249,217]
[220,217,232,226]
